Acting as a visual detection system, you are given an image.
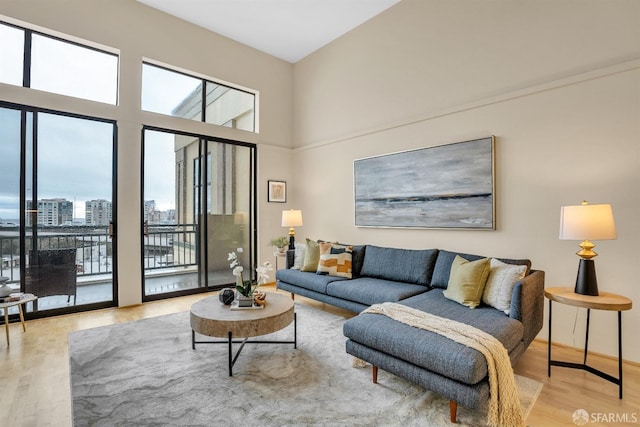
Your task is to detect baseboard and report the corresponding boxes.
[533,338,640,367]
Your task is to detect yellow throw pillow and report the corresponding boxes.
[300,238,320,272]
[443,255,491,308]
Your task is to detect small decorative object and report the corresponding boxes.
[269,236,289,253]
[254,291,267,306]
[236,294,254,307]
[0,277,11,297]
[268,180,287,203]
[227,248,274,307]
[0,285,12,298]
[218,288,235,305]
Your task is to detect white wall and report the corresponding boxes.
[0,0,294,306]
[292,0,640,362]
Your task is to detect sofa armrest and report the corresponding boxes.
[509,269,545,347]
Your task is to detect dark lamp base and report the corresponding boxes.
[575,258,599,296]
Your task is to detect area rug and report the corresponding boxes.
[69,300,543,426]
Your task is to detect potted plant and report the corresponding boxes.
[268,236,289,253]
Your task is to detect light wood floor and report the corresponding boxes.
[1,288,638,426]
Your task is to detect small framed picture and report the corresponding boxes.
[268,180,287,203]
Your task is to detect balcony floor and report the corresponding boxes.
[4,268,236,314]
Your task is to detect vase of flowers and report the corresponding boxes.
[228,248,273,307]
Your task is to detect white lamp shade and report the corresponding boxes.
[559,203,616,241]
[282,209,303,227]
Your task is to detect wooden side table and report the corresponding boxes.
[1,293,38,346]
[545,286,632,398]
[274,251,286,270]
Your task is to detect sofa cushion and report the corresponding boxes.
[340,244,366,277]
[291,241,306,269]
[276,269,347,294]
[343,289,524,385]
[483,258,527,314]
[442,256,491,308]
[317,242,353,278]
[431,250,531,289]
[300,238,320,272]
[360,245,438,286]
[327,277,427,306]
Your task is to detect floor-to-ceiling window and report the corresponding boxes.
[140,60,257,301]
[2,17,261,312]
[0,19,119,317]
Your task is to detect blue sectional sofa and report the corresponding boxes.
[275,244,545,423]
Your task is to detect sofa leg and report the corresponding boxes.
[449,400,457,423]
[290,293,295,300]
[372,365,378,384]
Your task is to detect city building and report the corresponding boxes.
[85,199,112,226]
[25,198,73,226]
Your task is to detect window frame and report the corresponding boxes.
[0,19,120,105]
[0,99,119,318]
[140,124,257,302]
[141,60,259,133]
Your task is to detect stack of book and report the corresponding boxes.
[1,292,24,303]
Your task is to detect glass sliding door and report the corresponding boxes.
[142,129,200,298]
[141,127,255,300]
[0,103,117,315]
[27,112,116,311]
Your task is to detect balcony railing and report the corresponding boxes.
[143,224,198,270]
[0,224,198,283]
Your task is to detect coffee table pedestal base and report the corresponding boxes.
[192,312,297,376]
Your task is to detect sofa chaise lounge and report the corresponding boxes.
[275,243,545,422]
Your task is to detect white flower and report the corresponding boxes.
[256,261,274,285]
[228,252,239,268]
[237,247,244,253]
[232,266,244,277]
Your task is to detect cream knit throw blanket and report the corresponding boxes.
[362,302,524,427]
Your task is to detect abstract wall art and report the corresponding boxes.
[354,136,495,229]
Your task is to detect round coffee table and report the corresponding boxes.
[190,292,296,376]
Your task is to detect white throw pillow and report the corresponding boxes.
[292,241,306,269]
[482,258,527,314]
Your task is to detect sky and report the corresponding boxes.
[0,22,203,221]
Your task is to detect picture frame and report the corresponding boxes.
[354,136,495,229]
[268,180,287,203]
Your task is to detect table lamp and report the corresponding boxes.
[559,201,616,296]
[281,209,303,250]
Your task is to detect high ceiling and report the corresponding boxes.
[137,0,401,63]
